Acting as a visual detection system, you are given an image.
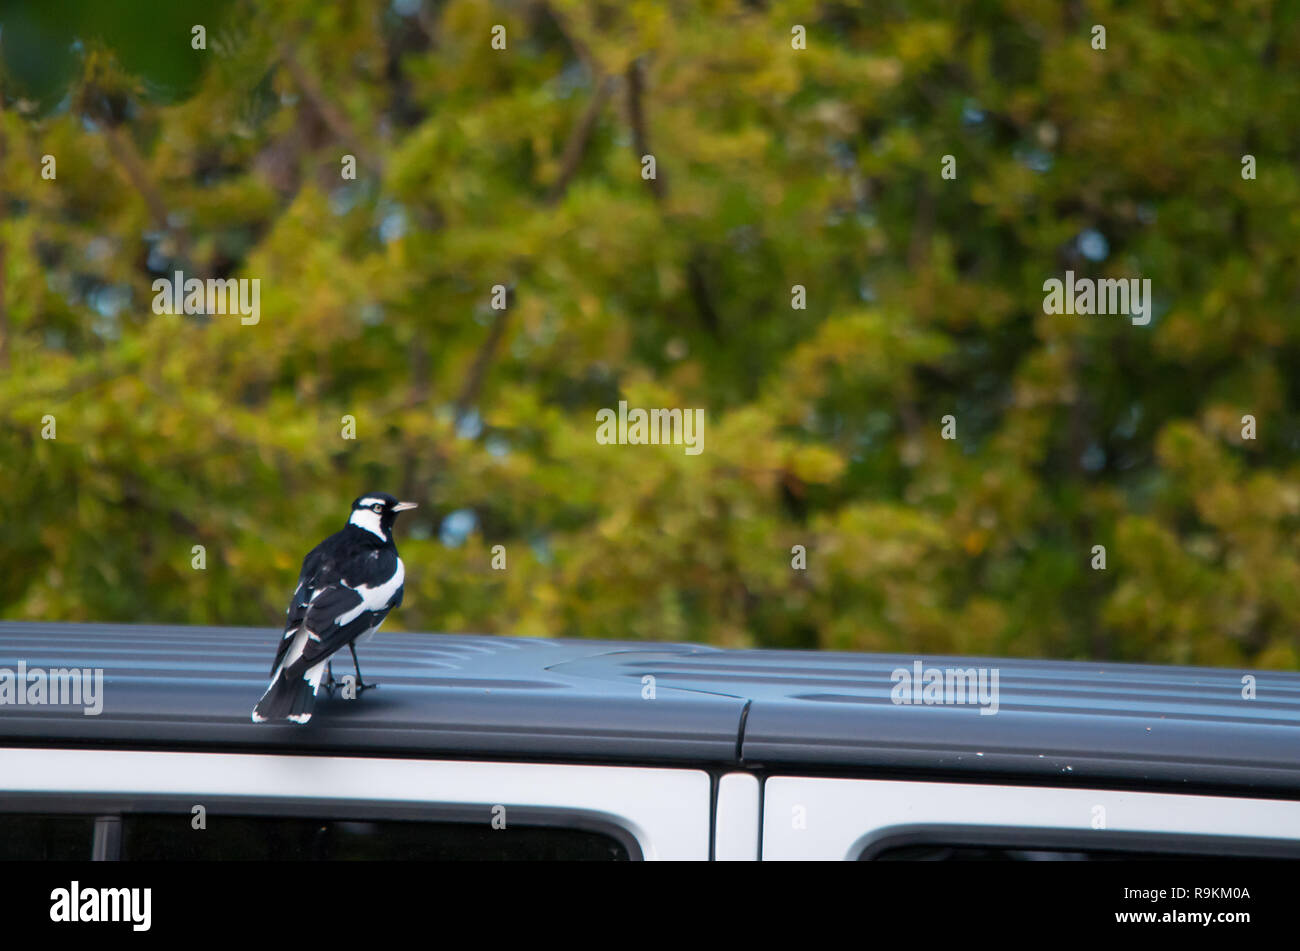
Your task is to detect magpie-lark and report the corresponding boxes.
[252,492,417,724]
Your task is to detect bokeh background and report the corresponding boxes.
[1,0,1298,668]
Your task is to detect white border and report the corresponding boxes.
[0,747,711,860]
[763,776,1300,860]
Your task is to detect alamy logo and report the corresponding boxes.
[50,882,151,931]
[596,400,704,455]
[0,662,103,716]
[1042,270,1151,325]
[890,660,1000,715]
[152,269,260,325]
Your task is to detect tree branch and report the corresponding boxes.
[280,41,383,176]
[625,58,720,334]
[454,286,515,423]
[625,58,667,202]
[546,75,613,204]
[908,180,934,270]
[102,124,194,270]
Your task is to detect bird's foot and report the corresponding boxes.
[354,679,380,695]
[321,663,338,698]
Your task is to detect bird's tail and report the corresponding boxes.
[251,665,318,724]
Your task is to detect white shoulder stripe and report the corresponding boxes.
[336,558,405,626]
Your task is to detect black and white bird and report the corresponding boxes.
[252,492,417,724]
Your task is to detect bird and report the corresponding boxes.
[252,492,417,724]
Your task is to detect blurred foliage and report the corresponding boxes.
[1,0,1299,669]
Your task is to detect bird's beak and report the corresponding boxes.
[392,501,419,512]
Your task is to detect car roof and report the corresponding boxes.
[2,622,1299,794]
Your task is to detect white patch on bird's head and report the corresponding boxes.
[348,506,387,540]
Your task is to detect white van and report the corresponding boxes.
[2,622,1298,860]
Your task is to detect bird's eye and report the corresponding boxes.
[372,504,383,513]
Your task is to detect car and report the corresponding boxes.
[2,621,1299,861]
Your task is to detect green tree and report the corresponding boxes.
[1,0,1298,669]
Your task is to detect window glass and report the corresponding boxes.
[121,814,631,861]
[869,843,1251,861]
[0,814,95,860]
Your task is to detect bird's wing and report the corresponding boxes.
[271,544,333,675]
[283,548,405,673]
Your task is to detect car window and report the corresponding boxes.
[119,814,631,861]
[868,843,1253,861]
[0,814,96,861]
[0,809,630,861]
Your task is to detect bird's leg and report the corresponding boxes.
[349,643,379,693]
[321,661,337,698]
